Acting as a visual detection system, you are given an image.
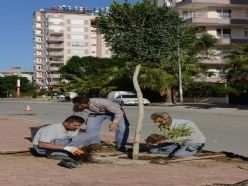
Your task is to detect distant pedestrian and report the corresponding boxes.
[147,112,205,158]
[72,95,129,151]
[32,115,98,158]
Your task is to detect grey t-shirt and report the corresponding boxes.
[160,119,206,144]
[32,123,78,146]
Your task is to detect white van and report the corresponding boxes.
[107,91,150,106]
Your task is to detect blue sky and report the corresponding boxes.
[0,0,137,72]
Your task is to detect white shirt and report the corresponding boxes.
[160,119,206,144]
[32,123,78,146]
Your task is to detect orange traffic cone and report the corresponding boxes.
[24,105,32,111]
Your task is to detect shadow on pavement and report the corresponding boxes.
[154,103,248,110]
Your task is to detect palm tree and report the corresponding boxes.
[224,45,248,90]
[139,67,176,103]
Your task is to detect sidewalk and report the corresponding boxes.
[0,116,248,186]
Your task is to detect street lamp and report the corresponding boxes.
[178,41,183,104]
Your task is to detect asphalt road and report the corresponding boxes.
[0,99,247,157]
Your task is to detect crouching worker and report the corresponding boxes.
[72,95,129,152]
[147,112,206,158]
[32,115,98,159]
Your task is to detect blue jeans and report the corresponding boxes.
[86,113,129,149]
[149,142,204,158]
[33,133,99,156]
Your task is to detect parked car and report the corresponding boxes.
[56,92,78,101]
[56,94,65,100]
[107,91,150,106]
[68,92,78,99]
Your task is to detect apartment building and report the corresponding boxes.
[157,0,248,83]
[0,67,33,82]
[33,6,111,88]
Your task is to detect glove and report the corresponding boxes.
[64,146,84,155]
[109,123,118,131]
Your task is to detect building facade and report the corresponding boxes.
[157,0,248,83]
[33,6,111,88]
[0,67,33,82]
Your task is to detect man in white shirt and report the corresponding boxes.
[147,112,206,158]
[32,115,98,157]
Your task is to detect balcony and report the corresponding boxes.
[48,22,63,26]
[216,36,248,45]
[193,74,227,83]
[177,0,248,9]
[47,36,63,43]
[49,30,63,36]
[48,43,64,49]
[48,51,64,57]
[201,58,224,65]
[49,74,61,78]
[48,60,64,64]
[35,60,43,65]
[35,39,42,44]
[49,67,60,71]
[183,12,248,26]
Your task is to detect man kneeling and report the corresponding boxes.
[146,112,206,158]
[32,115,98,158]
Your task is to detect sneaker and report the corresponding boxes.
[117,147,127,153]
[58,159,79,169]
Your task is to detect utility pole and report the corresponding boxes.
[16,71,21,97]
[178,43,183,104]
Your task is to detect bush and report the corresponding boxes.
[184,82,236,98]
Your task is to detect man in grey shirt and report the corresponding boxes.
[147,112,205,158]
[72,95,129,151]
[33,115,98,157]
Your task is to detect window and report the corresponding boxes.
[245,28,248,38]
[48,18,63,23]
[245,9,248,17]
[217,9,231,18]
[217,28,231,38]
[84,49,89,54]
[71,41,84,47]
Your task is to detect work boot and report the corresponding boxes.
[58,158,79,169]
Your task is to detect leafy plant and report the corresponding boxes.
[159,125,192,144]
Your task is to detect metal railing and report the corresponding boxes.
[182,12,232,20]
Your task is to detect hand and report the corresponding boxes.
[64,146,84,155]
[158,139,166,144]
[109,123,118,131]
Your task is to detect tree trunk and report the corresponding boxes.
[165,87,173,103]
[172,88,177,104]
[132,64,144,160]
